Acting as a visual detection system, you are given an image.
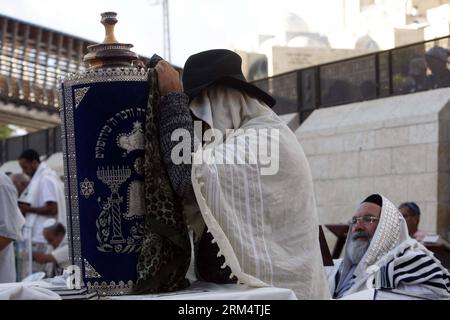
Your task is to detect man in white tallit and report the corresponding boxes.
[17,149,66,273]
[327,194,450,299]
[154,49,330,299]
[33,219,69,277]
[0,173,25,283]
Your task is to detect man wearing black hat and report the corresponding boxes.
[149,49,329,299]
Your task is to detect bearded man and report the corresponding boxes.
[328,194,450,299]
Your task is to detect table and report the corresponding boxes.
[324,224,349,259]
[107,281,297,300]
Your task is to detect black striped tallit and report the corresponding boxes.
[380,248,450,297]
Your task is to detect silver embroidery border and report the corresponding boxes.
[61,67,148,295]
[62,67,148,86]
[87,280,134,296]
[59,87,75,269]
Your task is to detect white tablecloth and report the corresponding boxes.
[107,281,297,300]
[0,282,61,300]
[0,279,296,300]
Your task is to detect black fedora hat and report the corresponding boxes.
[182,49,276,108]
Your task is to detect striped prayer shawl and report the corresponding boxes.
[377,246,450,297]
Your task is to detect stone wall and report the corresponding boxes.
[294,88,450,245]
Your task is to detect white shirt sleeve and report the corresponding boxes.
[0,174,25,241]
[39,176,58,205]
[18,184,31,204]
[51,244,69,268]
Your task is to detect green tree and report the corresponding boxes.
[0,123,12,140]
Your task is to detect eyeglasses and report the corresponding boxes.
[349,216,380,226]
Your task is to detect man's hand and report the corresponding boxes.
[19,202,30,214]
[18,201,57,216]
[155,60,182,96]
[33,252,55,264]
[0,236,13,251]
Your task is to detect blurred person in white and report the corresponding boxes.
[398,202,426,242]
[10,173,30,197]
[17,149,66,273]
[33,219,69,277]
[327,194,450,299]
[0,172,25,283]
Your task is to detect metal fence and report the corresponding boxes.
[0,125,61,164]
[0,14,95,112]
[252,35,450,123]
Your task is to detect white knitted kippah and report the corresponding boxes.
[43,218,57,229]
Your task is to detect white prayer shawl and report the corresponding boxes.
[45,238,70,277]
[190,86,330,300]
[0,173,25,283]
[21,162,66,243]
[328,194,450,299]
[0,173,25,241]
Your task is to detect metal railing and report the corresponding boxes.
[0,14,96,112]
[0,125,61,164]
[252,35,450,123]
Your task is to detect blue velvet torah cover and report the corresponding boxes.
[60,69,149,295]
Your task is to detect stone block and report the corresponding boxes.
[421,202,438,234]
[374,126,410,148]
[314,179,359,207]
[328,152,359,179]
[383,113,437,128]
[372,175,409,206]
[426,143,439,172]
[391,144,428,174]
[409,123,439,144]
[317,205,355,225]
[355,177,377,203]
[342,131,375,152]
[314,180,335,207]
[407,173,438,202]
[359,149,392,176]
[307,154,329,180]
[315,135,344,155]
[296,137,317,155]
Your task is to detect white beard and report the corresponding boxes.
[346,234,371,265]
